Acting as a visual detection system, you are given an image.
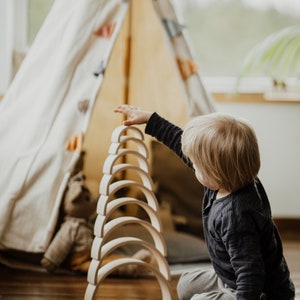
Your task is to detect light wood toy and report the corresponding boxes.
[84,125,172,300]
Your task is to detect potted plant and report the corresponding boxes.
[236,25,300,100]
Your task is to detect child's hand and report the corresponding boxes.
[114,104,153,126]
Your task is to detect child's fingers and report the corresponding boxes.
[123,119,134,126]
[114,105,125,113]
[114,105,132,115]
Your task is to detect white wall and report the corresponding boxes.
[216,101,300,217]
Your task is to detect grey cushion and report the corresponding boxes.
[107,224,209,264]
[164,231,209,264]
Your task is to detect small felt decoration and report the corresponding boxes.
[93,60,105,77]
[66,132,83,152]
[78,99,90,113]
[176,57,199,80]
[93,22,116,38]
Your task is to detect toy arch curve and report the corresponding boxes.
[97,197,157,220]
[84,258,172,300]
[89,237,170,281]
[95,197,161,232]
[101,237,169,276]
[109,137,148,158]
[103,150,149,173]
[111,125,144,142]
[98,180,159,210]
[93,216,166,253]
[100,164,153,194]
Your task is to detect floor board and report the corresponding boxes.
[0,240,299,300]
[0,266,180,300]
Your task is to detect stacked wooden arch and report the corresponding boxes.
[85,125,172,300]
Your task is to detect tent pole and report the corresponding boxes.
[124,0,133,106]
[118,0,132,182]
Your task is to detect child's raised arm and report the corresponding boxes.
[114,104,153,126]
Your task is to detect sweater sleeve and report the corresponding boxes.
[145,112,193,168]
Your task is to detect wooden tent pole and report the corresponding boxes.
[123,0,133,106]
[119,0,133,185]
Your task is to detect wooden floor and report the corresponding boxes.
[0,269,180,299]
[0,240,299,300]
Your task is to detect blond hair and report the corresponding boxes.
[182,112,260,192]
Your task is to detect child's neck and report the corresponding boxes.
[216,189,230,199]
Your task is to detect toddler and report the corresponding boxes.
[114,104,295,300]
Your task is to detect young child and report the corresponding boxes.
[114,104,295,300]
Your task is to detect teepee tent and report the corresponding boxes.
[0,0,215,254]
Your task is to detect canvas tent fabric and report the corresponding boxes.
[0,0,215,254]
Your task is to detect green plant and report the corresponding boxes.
[237,25,300,89]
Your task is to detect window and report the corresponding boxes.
[27,0,54,45]
[175,0,300,93]
[12,0,54,82]
[1,0,299,95]
[10,0,54,53]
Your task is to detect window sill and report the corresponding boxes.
[213,93,300,104]
[204,77,300,104]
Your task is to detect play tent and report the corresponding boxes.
[0,0,215,254]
